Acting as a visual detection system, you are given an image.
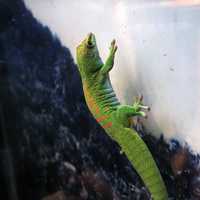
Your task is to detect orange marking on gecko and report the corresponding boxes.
[96,114,109,123]
[102,121,113,129]
[88,98,95,107]
[94,104,100,114]
[85,90,100,115]
[83,83,101,115]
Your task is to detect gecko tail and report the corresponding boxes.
[116,128,168,200]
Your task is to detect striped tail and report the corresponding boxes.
[116,128,168,200]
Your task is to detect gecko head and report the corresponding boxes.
[76,33,101,76]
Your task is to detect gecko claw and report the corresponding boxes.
[135,94,143,103]
[111,39,116,46]
[139,105,150,111]
[110,39,117,54]
[139,94,143,102]
[133,94,150,118]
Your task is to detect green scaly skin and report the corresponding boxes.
[76,33,168,200]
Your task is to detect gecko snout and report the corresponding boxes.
[87,32,95,48]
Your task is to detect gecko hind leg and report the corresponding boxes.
[132,95,150,113]
[115,96,150,127]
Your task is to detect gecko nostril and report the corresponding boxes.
[87,33,95,48]
[87,41,94,48]
[88,41,92,46]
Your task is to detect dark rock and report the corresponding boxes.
[170,146,189,176]
[81,169,114,200]
[42,191,66,200]
[191,176,200,198]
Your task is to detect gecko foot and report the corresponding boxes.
[132,94,150,118]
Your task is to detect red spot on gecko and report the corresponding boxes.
[96,115,109,123]
[102,121,113,129]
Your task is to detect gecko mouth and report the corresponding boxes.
[87,32,95,48]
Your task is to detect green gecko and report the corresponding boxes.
[76,33,168,200]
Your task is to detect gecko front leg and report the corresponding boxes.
[100,39,118,75]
